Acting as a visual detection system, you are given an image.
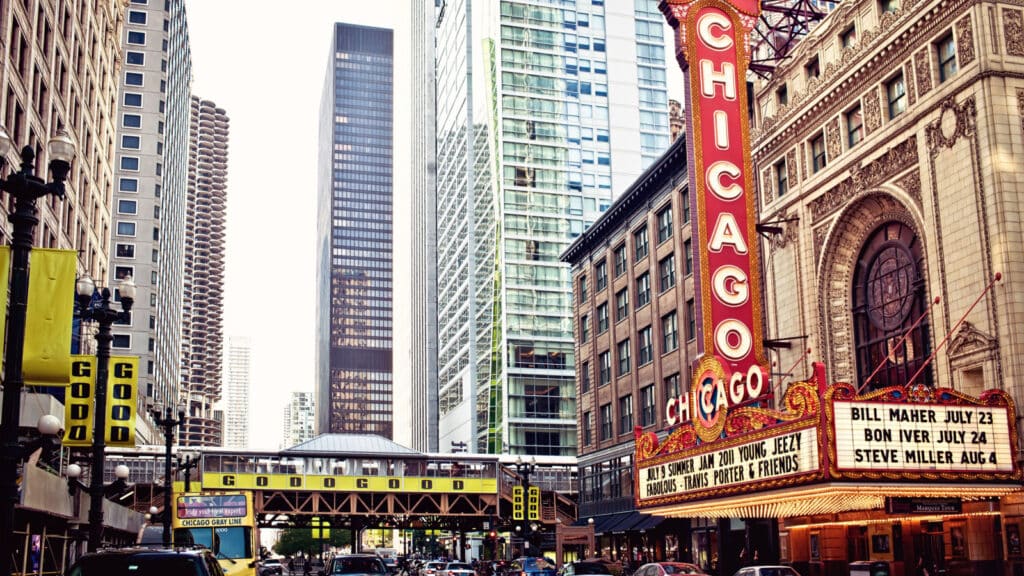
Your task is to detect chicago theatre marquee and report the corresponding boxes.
[637,0,1024,573]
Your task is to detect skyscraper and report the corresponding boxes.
[181,96,228,446]
[223,336,251,449]
[429,0,671,456]
[407,0,439,453]
[282,391,316,449]
[316,24,394,437]
[110,0,192,421]
[0,2,122,304]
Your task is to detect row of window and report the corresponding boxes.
[581,373,680,445]
[579,195,692,301]
[772,31,958,194]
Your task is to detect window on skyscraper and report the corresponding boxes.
[657,206,673,243]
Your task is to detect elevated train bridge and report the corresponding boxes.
[112,434,577,533]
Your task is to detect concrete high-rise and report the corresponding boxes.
[223,336,251,449]
[316,23,394,437]
[429,0,672,456]
[109,0,192,419]
[181,96,228,446]
[406,0,439,453]
[282,391,316,449]
[0,2,123,289]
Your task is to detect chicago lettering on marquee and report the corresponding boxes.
[661,0,769,440]
[202,473,497,494]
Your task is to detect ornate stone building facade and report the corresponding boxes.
[751,0,1024,570]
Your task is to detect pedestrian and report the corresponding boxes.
[915,556,930,576]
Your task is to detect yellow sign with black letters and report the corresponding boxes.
[62,355,138,447]
[202,473,497,494]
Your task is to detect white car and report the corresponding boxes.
[423,562,447,576]
[732,567,801,576]
[443,563,476,576]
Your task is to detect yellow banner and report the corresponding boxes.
[202,473,497,494]
[105,357,137,446]
[63,356,96,446]
[24,249,75,386]
[0,246,9,354]
[512,485,524,520]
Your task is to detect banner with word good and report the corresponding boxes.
[105,356,138,446]
[61,355,139,447]
[63,356,97,446]
[201,473,497,494]
[23,249,75,386]
[826,383,1017,481]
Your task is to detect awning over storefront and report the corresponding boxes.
[632,514,665,531]
[640,482,1021,519]
[586,511,638,534]
[606,511,645,533]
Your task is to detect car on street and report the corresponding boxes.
[322,555,389,576]
[558,560,619,576]
[261,558,284,575]
[422,561,448,576]
[634,562,708,576]
[65,546,225,576]
[731,567,801,576]
[444,562,476,576]
[510,557,556,576]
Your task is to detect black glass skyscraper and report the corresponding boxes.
[316,23,393,437]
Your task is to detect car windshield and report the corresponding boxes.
[524,559,554,570]
[333,558,386,574]
[758,570,797,576]
[69,555,205,576]
[427,563,446,570]
[265,560,281,565]
[447,564,473,570]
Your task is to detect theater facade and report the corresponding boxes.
[626,0,1024,573]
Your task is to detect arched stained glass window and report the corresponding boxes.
[853,221,933,390]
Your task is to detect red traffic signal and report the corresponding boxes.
[488,530,498,539]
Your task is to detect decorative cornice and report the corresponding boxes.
[948,321,998,361]
[809,136,919,221]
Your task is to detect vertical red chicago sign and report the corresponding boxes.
[660,0,770,441]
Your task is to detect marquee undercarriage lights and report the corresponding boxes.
[642,482,1021,519]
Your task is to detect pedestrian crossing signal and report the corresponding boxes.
[527,486,540,520]
[512,486,524,520]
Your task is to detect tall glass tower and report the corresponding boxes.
[430,0,671,456]
[316,23,394,438]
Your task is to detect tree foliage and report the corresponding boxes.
[273,527,353,557]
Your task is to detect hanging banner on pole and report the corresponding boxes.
[23,248,76,386]
[63,356,96,447]
[105,356,138,446]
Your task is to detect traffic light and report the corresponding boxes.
[527,486,540,520]
[512,485,524,520]
[488,530,498,540]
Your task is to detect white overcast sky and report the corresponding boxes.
[185,1,411,449]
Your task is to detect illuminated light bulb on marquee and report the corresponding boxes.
[660,0,770,441]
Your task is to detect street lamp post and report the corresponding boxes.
[76,277,135,550]
[176,452,198,492]
[75,275,135,552]
[152,401,186,547]
[0,128,75,576]
[514,456,537,556]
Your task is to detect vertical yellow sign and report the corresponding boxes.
[512,485,524,520]
[106,356,138,446]
[527,486,540,520]
[23,249,75,386]
[63,356,96,447]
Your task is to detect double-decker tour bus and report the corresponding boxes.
[172,491,259,576]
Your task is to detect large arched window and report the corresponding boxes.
[852,221,933,390]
